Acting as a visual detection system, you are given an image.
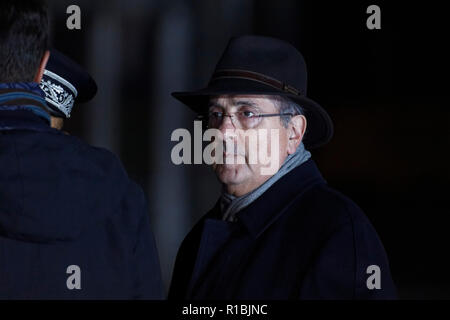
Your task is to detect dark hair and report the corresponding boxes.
[0,0,49,82]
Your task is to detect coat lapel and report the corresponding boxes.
[237,159,327,239]
[186,159,328,298]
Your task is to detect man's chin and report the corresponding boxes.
[213,163,247,185]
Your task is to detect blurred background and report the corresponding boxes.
[46,0,449,298]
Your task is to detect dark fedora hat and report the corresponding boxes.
[172,35,333,149]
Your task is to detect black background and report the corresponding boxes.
[47,0,449,298]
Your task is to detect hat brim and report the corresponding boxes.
[171,78,333,149]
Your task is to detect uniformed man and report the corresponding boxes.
[0,0,163,299]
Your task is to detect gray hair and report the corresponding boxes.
[268,95,305,128]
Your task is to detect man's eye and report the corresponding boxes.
[241,111,255,118]
[210,112,223,118]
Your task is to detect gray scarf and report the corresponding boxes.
[221,142,311,222]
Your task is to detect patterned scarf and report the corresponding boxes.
[0,82,51,123]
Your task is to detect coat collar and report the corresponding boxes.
[0,82,52,132]
[207,158,327,239]
[0,108,53,132]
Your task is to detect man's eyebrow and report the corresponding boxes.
[207,101,224,109]
[207,99,261,110]
[233,100,260,109]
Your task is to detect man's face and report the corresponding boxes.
[208,94,299,196]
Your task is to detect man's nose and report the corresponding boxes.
[218,114,236,133]
[218,116,238,145]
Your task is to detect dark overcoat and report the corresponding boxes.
[0,106,163,299]
[169,159,397,299]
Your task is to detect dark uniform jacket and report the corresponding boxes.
[0,83,164,299]
[169,158,397,299]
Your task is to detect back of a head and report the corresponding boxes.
[0,0,48,83]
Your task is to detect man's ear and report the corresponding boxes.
[33,50,50,83]
[287,115,307,155]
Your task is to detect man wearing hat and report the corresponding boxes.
[169,35,397,299]
[0,0,163,299]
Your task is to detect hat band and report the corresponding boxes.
[210,69,303,96]
[40,70,77,118]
